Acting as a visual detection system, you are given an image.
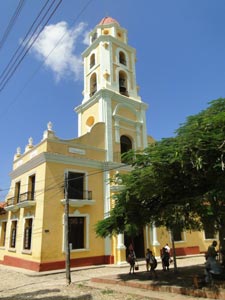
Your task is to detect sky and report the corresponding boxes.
[1,0,225,197]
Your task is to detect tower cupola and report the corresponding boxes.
[75,17,148,158]
[81,16,140,103]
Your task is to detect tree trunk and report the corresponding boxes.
[171,231,178,273]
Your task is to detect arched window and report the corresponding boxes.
[119,71,129,96]
[119,51,126,65]
[90,73,97,97]
[90,53,95,69]
[120,135,132,163]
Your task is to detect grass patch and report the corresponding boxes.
[101,289,114,295]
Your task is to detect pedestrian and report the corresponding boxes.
[145,248,151,271]
[164,243,170,254]
[204,240,221,283]
[220,238,225,267]
[149,250,157,279]
[127,249,136,274]
[161,247,170,271]
[206,240,218,260]
[128,242,134,251]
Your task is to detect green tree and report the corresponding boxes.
[176,98,225,245]
[96,98,225,265]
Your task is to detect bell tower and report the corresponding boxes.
[75,16,148,162]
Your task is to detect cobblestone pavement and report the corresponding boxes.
[0,255,222,300]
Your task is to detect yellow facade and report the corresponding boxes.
[0,16,214,271]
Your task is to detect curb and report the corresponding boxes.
[91,276,225,299]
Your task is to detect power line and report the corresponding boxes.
[0,0,52,82]
[0,162,129,201]
[0,0,94,119]
[0,0,62,92]
[0,0,26,51]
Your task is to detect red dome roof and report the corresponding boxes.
[99,16,120,26]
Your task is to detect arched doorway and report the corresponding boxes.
[124,230,145,259]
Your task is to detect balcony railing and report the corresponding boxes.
[61,190,95,207]
[6,192,35,206]
[20,191,35,202]
[67,190,92,200]
[7,197,16,206]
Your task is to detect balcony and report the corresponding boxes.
[5,192,36,212]
[61,190,95,207]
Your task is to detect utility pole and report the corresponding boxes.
[64,172,71,285]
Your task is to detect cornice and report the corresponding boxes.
[10,152,106,180]
[75,89,148,113]
[10,153,47,179]
[82,35,134,58]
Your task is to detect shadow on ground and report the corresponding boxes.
[118,264,225,290]
[0,288,92,300]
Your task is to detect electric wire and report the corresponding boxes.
[0,0,94,119]
[0,160,127,249]
[0,0,26,51]
[0,162,126,246]
[0,0,62,92]
[0,162,130,201]
[0,0,52,82]
[0,0,106,200]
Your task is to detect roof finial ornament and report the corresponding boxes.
[25,137,34,152]
[42,121,56,140]
[16,147,21,155]
[28,137,33,146]
[47,121,53,131]
[14,146,21,160]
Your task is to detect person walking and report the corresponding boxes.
[205,240,221,283]
[161,247,170,271]
[220,238,225,267]
[145,248,151,271]
[164,243,170,254]
[149,250,157,279]
[206,240,218,259]
[127,249,136,274]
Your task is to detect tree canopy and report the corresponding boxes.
[95,98,225,243]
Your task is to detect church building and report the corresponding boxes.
[0,17,212,271]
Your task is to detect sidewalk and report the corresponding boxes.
[88,255,225,300]
[1,254,225,299]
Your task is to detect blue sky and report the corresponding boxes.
[1,0,225,197]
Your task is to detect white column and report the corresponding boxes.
[103,96,113,161]
[77,112,82,136]
[117,233,126,250]
[136,123,141,147]
[141,105,148,148]
[114,117,120,143]
[145,225,149,249]
[151,223,160,246]
[103,169,111,255]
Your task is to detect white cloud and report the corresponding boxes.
[83,30,91,46]
[31,21,88,82]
